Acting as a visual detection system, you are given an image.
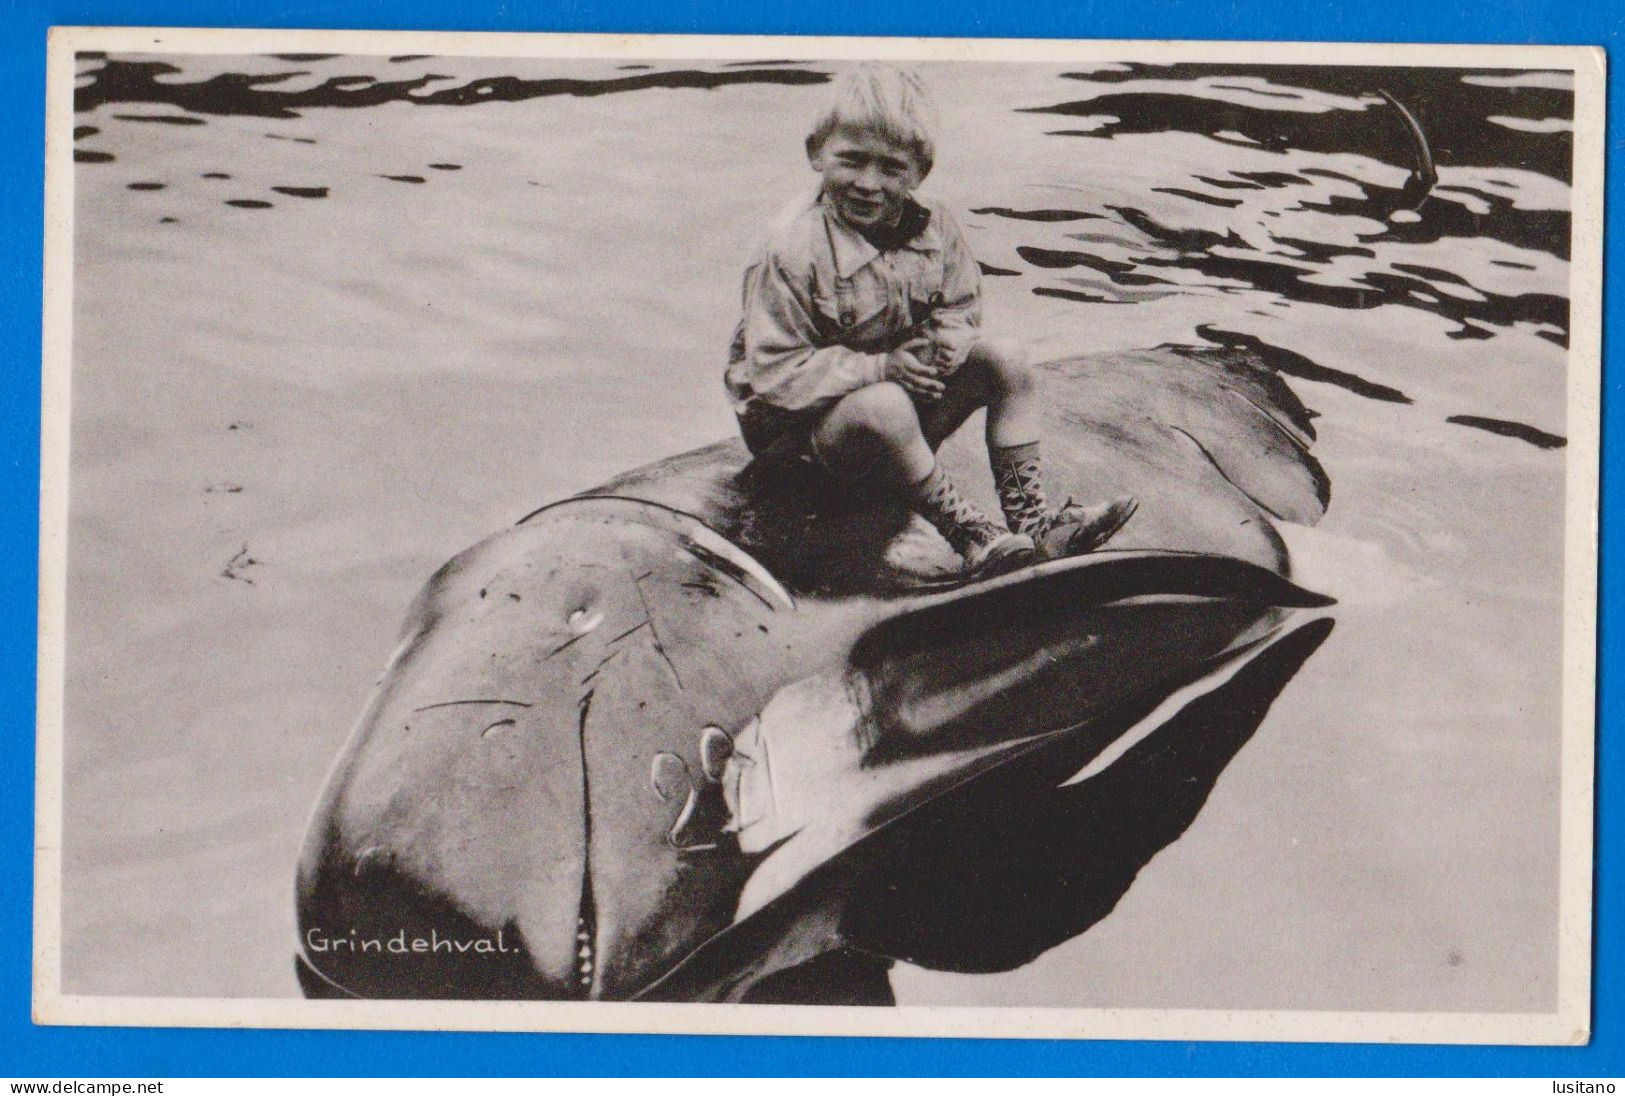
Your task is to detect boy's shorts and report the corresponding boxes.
[737,386,941,477]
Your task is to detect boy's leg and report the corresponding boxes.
[921,338,1137,555]
[811,381,935,488]
[915,335,1039,452]
[810,382,1033,577]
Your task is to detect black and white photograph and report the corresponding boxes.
[35,28,1600,1042]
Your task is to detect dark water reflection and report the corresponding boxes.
[1011,213,1568,346]
[73,53,1573,447]
[75,57,830,118]
[1445,415,1566,448]
[1036,64,1573,180]
[1004,62,1572,376]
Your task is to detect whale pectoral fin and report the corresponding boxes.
[842,616,1337,972]
[647,614,1335,1001]
[636,878,851,1004]
[719,550,1333,931]
[847,549,1332,757]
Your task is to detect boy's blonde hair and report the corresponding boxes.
[805,62,940,176]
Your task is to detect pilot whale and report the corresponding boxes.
[294,342,1335,1004]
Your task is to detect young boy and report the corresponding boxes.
[725,63,1137,580]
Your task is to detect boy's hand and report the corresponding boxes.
[885,337,945,401]
[930,334,968,376]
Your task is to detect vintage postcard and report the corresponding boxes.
[35,26,1602,1042]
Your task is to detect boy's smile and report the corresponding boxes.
[811,126,926,232]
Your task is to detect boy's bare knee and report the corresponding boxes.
[815,382,926,480]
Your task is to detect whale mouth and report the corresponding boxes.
[573,683,599,998]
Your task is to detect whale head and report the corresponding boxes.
[295,505,1330,1000]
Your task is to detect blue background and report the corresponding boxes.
[2,0,1617,1078]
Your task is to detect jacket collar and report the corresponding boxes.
[821,193,936,278]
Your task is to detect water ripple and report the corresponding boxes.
[75,57,831,119]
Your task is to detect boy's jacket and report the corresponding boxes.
[726,188,983,414]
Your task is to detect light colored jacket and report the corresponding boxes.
[725,188,983,415]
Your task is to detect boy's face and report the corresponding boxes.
[811,125,926,230]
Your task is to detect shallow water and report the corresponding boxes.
[64,53,1571,1008]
